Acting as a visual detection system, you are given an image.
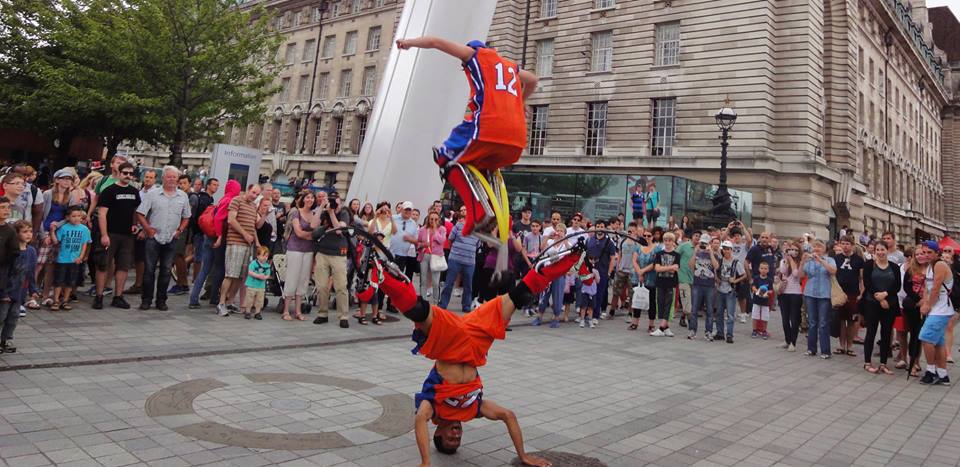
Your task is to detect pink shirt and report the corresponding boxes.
[417,226,447,259]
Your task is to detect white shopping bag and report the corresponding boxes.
[631,285,650,311]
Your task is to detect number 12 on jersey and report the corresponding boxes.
[494,62,518,96]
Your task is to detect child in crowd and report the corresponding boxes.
[751,262,773,339]
[243,246,271,320]
[652,232,681,337]
[51,206,91,311]
[520,220,543,317]
[16,221,38,318]
[1,221,36,353]
[563,268,576,322]
[535,223,568,327]
[578,256,599,328]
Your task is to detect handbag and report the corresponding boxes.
[774,272,787,295]
[429,253,448,272]
[830,276,847,308]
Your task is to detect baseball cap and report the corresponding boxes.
[923,240,941,253]
[699,236,710,245]
[401,201,414,210]
[721,240,733,249]
[466,40,487,49]
[54,168,77,179]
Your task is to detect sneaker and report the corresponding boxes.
[804,350,816,356]
[751,331,758,338]
[935,375,951,386]
[471,298,481,310]
[663,328,674,337]
[313,316,328,324]
[600,312,610,320]
[650,329,664,337]
[156,302,168,311]
[454,288,462,298]
[704,333,713,342]
[549,319,560,328]
[787,344,796,352]
[687,331,696,340]
[227,304,239,313]
[139,301,150,311]
[679,316,687,328]
[244,312,251,320]
[339,319,349,328]
[779,343,789,349]
[920,371,938,385]
[532,317,542,326]
[714,332,724,341]
[589,319,597,329]
[168,285,188,295]
[726,336,734,344]
[70,293,78,302]
[103,287,113,296]
[574,317,582,324]
[92,295,104,310]
[738,314,747,324]
[188,303,201,309]
[579,320,586,328]
[111,296,130,310]
[85,285,98,296]
[18,306,26,318]
[217,304,229,316]
[761,332,769,340]
[820,354,831,359]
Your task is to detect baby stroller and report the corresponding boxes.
[268,253,316,315]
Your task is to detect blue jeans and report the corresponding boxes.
[143,238,177,305]
[690,284,716,334]
[208,241,226,305]
[805,296,832,355]
[538,277,564,319]
[717,291,737,336]
[592,272,609,320]
[189,235,213,306]
[439,259,474,312]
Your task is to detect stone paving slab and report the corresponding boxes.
[2,292,960,466]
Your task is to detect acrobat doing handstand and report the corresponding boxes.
[373,238,586,467]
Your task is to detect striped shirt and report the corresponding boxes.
[448,222,479,267]
[226,197,258,246]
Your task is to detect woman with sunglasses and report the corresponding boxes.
[777,241,803,351]
[630,229,660,332]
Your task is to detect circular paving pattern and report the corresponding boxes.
[511,451,608,467]
[145,373,412,450]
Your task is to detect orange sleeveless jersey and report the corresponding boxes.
[462,48,527,148]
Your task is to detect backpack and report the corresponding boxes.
[198,205,218,238]
[947,262,960,310]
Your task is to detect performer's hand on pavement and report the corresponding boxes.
[520,454,552,467]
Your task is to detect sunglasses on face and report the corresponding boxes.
[120,171,134,176]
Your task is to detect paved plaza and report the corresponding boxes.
[2,292,960,467]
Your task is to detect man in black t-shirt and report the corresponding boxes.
[512,206,533,237]
[93,162,141,310]
[831,235,864,355]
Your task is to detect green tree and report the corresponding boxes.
[129,0,282,166]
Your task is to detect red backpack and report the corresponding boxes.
[198,205,218,238]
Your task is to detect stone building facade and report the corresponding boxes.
[130,0,958,240]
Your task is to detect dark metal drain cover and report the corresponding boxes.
[511,451,607,466]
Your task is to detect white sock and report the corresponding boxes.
[937,368,948,378]
[928,364,937,374]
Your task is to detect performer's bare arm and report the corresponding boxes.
[519,70,538,100]
[480,400,551,467]
[414,401,434,467]
[396,36,475,62]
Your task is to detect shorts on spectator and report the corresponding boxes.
[244,287,265,313]
[611,271,632,296]
[95,234,135,271]
[225,244,253,279]
[919,315,951,347]
[736,281,751,300]
[834,294,859,322]
[751,304,770,321]
[578,292,596,308]
[38,237,57,265]
[563,291,575,305]
[54,263,82,287]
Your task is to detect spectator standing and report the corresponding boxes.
[311,192,352,328]
[519,218,543,279]
[688,235,718,340]
[630,183,646,224]
[723,221,753,323]
[127,169,157,295]
[883,231,905,266]
[861,242,901,374]
[187,178,218,308]
[51,206,91,310]
[135,167,191,311]
[651,232,681,337]
[513,206,533,237]
[606,221,639,319]
[242,246,271,320]
[417,211,446,302]
[750,262,773,339]
[675,229,695,327]
[280,190,317,321]
[832,235,865,356]
[207,180,241,309]
[1,221,34,353]
[389,201,419,287]
[630,229,659,332]
[801,240,837,358]
[536,223,569,327]
[271,188,287,254]
[716,240,746,343]
[778,241,803,351]
[93,162,140,310]
[586,220,617,322]
[167,174,193,296]
[917,241,954,385]
[645,182,660,229]
[439,209,480,312]
[0,198,19,305]
[216,183,260,316]
[371,201,397,248]
[37,169,75,304]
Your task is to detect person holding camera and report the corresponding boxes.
[722,220,752,323]
[801,240,837,358]
[778,241,804,351]
[311,191,352,328]
[688,234,718,340]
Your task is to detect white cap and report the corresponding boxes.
[401,201,414,210]
[721,240,733,249]
[54,168,77,179]
[699,236,710,244]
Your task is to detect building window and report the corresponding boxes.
[536,39,554,77]
[591,30,613,72]
[313,6,323,22]
[651,97,676,156]
[367,26,382,51]
[351,0,362,13]
[322,35,336,58]
[298,74,310,101]
[343,31,358,55]
[332,117,344,153]
[313,119,323,153]
[374,0,385,7]
[284,43,296,65]
[362,66,377,95]
[595,0,614,9]
[541,0,557,18]
[331,2,342,17]
[858,47,864,76]
[271,121,281,153]
[280,77,291,102]
[655,22,680,66]
[302,39,316,62]
[339,69,353,97]
[529,105,548,156]
[585,102,607,156]
[357,116,368,151]
[294,11,303,26]
[291,119,302,153]
[317,72,330,99]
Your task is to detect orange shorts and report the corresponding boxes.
[417,298,507,368]
[457,141,523,171]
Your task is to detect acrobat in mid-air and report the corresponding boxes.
[371,236,584,467]
[396,36,538,264]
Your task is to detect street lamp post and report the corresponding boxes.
[711,106,738,222]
